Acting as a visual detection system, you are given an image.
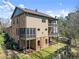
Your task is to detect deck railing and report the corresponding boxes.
[48,23,57,27]
[48,33,58,37]
[19,34,36,38]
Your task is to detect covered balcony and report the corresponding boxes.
[19,34,36,40]
[16,28,36,40]
[48,19,58,37]
[48,23,57,27]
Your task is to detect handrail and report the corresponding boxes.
[48,23,57,26]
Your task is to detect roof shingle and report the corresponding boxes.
[11,6,54,19]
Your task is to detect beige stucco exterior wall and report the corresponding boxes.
[11,13,49,51]
[36,36,48,51]
[26,14,49,51]
[26,15,48,37]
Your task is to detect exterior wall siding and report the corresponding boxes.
[11,13,26,43]
[26,14,48,37]
[11,12,51,51]
[26,14,49,51]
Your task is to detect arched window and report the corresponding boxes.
[38,40,40,46]
[45,28,47,31]
[45,39,47,44]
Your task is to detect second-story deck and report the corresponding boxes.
[48,20,58,37]
[48,23,57,27]
[19,34,36,40]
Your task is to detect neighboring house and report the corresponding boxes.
[7,7,58,51]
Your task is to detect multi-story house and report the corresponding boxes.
[8,7,57,51]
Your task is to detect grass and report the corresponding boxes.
[0,33,66,59]
[71,48,77,54]
[17,43,66,59]
[0,33,4,45]
[0,46,6,59]
[0,33,6,59]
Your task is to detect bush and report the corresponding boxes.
[3,33,20,50]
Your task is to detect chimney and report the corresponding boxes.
[55,16,57,19]
[35,9,38,12]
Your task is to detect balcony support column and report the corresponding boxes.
[29,40,30,50]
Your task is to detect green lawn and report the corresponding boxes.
[71,48,77,54]
[18,43,66,59]
[0,33,4,45]
[0,33,6,59]
[0,33,67,59]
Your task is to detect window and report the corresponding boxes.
[45,28,47,31]
[26,28,29,38]
[38,40,40,46]
[19,28,36,38]
[37,28,40,31]
[30,28,33,37]
[45,39,48,44]
[19,28,26,37]
[27,28,29,34]
[19,28,25,34]
[33,28,36,34]
[15,9,23,16]
[30,28,32,34]
[42,19,46,23]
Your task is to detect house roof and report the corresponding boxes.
[11,6,54,19]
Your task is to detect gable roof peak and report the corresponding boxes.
[11,6,54,19]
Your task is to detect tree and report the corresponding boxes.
[58,17,69,37]
[58,11,79,46]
